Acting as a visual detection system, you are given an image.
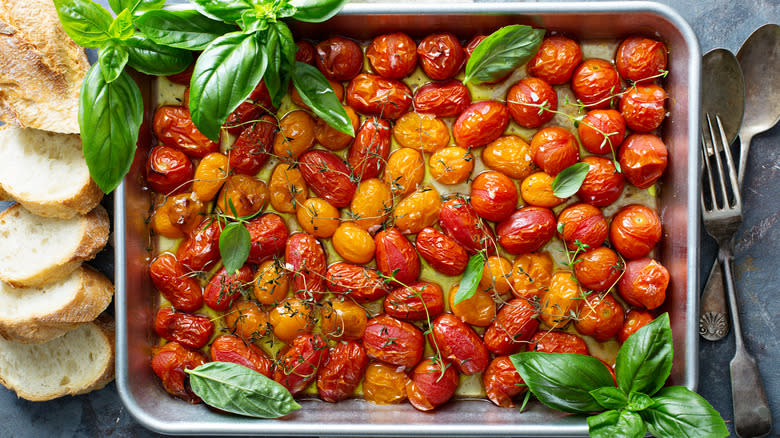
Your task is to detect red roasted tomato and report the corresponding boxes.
[577,156,625,207]
[285,232,327,301]
[363,314,424,369]
[413,80,471,117]
[151,342,206,404]
[346,73,412,119]
[557,203,609,251]
[176,218,221,273]
[154,307,214,350]
[526,35,583,84]
[574,246,624,292]
[618,257,669,309]
[453,101,510,148]
[417,33,465,80]
[578,109,626,155]
[317,340,369,402]
[366,32,418,79]
[620,84,667,132]
[484,356,527,408]
[326,262,389,303]
[506,77,558,128]
[615,36,668,83]
[315,36,363,81]
[228,114,275,175]
[574,293,625,342]
[439,197,497,255]
[470,171,519,222]
[406,358,459,411]
[571,59,621,109]
[610,204,662,260]
[209,334,272,377]
[204,265,254,312]
[298,150,356,208]
[384,281,445,322]
[483,298,540,355]
[415,226,469,276]
[348,117,392,180]
[496,206,556,255]
[274,334,329,395]
[146,145,193,195]
[149,253,203,313]
[374,227,421,287]
[246,213,288,264]
[429,313,489,375]
[153,105,218,158]
[529,126,580,176]
[530,330,589,355]
[618,134,669,189]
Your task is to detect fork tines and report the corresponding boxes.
[700,114,742,213]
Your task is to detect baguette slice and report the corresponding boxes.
[0,314,115,401]
[0,125,103,218]
[0,204,109,288]
[0,266,114,344]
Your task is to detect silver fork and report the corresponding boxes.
[700,114,772,438]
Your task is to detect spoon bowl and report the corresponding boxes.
[701,49,744,146]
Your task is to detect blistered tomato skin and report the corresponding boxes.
[575,293,625,342]
[571,59,621,109]
[374,227,421,287]
[224,300,270,341]
[209,335,272,377]
[295,40,315,64]
[393,186,442,235]
[346,74,412,120]
[619,309,655,343]
[392,113,449,153]
[274,334,329,396]
[332,222,376,264]
[520,172,564,208]
[574,246,623,292]
[349,118,392,181]
[192,152,229,203]
[384,281,445,321]
[428,147,474,185]
[618,134,669,189]
[215,174,269,219]
[244,213,288,264]
[151,341,206,404]
[529,126,580,176]
[270,297,315,342]
[439,198,497,255]
[154,307,214,350]
[506,77,558,128]
[578,109,626,155]
[315,105,359,151]
[526,35,583,84]
[224,101,263,136]
[406,358,459,411]
[620,84,667,132]
[496,206,556,255]
[615,36,668,83]
[417,33,465,81]
[326,262,389,303]
[448,284,496,327]
[318,341,369,402]
[464,34,487,58]
[530,331,589,355]
[272,110,316,160]
[153,105,218,158]
[248,80,275,111]
[470,171,519,222]
[610,204,662,260]
[229,114,275,175]
[151,192,206,239]
[363,362,410,404]
[413,80,471,117]
[619,257,669,309]
[298,150,356,208]
[366,32,418,79]
[539,272,580,328]
[149,253,203,313]
[577,156,625,207]
[285,232,327,301]
[204,265,253,312]
[484,356,527,408]
[557,203,609,251]
[321,299,368,340]
[415,227,468,276]
[363,314,424,368]
[509,252,554,300]
[146,146,193,195]
[384,147,425,197]
[453,101,511,148]
[483,298,540,355]
[177,218,221,272]
[268,163,308,214]
[315,36,363,81]
[430,313,489,375]
[481,135,535,180]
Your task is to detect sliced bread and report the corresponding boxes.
[0,125,102,218]
[0,204,109,288]
[0,314,115,401]
[0,265,114,344]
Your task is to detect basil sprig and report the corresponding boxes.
[135,9,236,50]
[463,24,545,85]
[453,252,486,306]
[552,162,591,198]
[511,314,728,438]
[186,361,301,418]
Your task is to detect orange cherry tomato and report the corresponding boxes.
[272,110,316,160]
[384,147,425,197]
[269,297,315,342]
[429,147,474,185]
[479,255,514,295]
[252,260,289,305]
[509,252,554,300]
[539,272,580,329]
[574,246,623,292]
[452,101,510,148]
[481,135,535,180]
[297,197,340,238]
[350,178,393,233]
[268,162,308,213]
[363,361,410,405]
[520,172,565,208]
[332,222,376,264]
[448,283,496,327]
[150,192,205,239]
[393,186,441,235]
[574,293,625,342]
[529,126,580,176]
[321,298,368,340]
[609,204,662,260]
[314,105,359,150]
[578,109,626,155]
[215,174,269,219]
[392,112,450,153]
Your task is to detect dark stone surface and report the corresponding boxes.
[1,1,777,437]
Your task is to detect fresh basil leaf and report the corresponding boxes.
[108,0,165,15]
[53,0,114,48]
[219,222,251,275]
[552,162,591,198]
[510,352,615,413]
[587,409,647,438]
[641,386,728,438]
[463,25,545,85]
[135,9,236,50]
[79,64,143,193]
[186,361,301,418]
[98,42,129,83]
[589,386,628,410]
[290,0,348,23]
[237,9,265,33]
[615,313,673,397]
[108,9,135,40]
[189,0,254,24]
[453,252,486,305]
[292,61,353,136]
[264,22,297,108]
[627,391,655,412]
[124,35,193,76]
[190,31,267,141]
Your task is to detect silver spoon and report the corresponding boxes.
[698,49,744,341]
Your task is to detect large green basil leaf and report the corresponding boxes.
[587,410,647,438]
[615,313,673,396]
[290,0,348,22]
[463,25,545,85]
[552,162,591,198]
[641,386,728,438]
[186,361,301,418]
[124,35,193,76]
[510,352,615,413]
[189,31,268,142]
[453,252,486,305]
[53,0,114,48]
[189,0,254,24]
[264,22,298,108]
[589,386,628,410]
[79,64,143,193]
[135,9,236,50]
[108,0,165,15]
[98,42,129,83]
[291,61,353,136]
[219,222,251,275]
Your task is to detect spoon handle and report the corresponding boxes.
[737,133,752,187]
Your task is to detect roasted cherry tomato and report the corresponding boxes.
[574,246,623,292]
[204,265,253,312]
[417,33,465,80]
[274,334,329,395]
[363,314,424,368]
[210,334,272,377]
[176,218,221,272]
[384,147,425,196]
[509,252,554,300]
[529,330,589,355]
[620,84,667,132]
[439,197,497,255]
[269,297,315,342]
[321,298,368,340]
[520,172,564,208]
[332,222,376,265]
[618,133,669,189]
[154,307,214,350]
[192,152,229,202]
[224,299,270,342]
[578,109,626,155]
[229,114,275,175]
[577,156,625,207]
[295,40,315,64]
[363,361,410,405]
[406,358,459,411]
[615,36,668,83]
[268,163,308,214]
[619,309,655,343]
[539,272,579,329]
[298,150,356,208]
[246,213,288,264]
[609,204,662,260]
[153,105,218,158]
[574,293,625,342]
[480,255,514,295]
[483,298,540,355]
[393,186,441,234]
[224,101,263,136]
[430,313,489,375]
[464,34,486,58]
[415,226,468,276]
[215,174,269,218]
[384,281,444,322]
[346,73,412,119]
[366,32,418,79]
[146,145,193,195]
[374,227,421,288]
[315,105,359,150]
[452,101,510,148]
[428,146,474,185]
[506,77,557,128]
[297,197,340,238]
[151,341,206,404]
[618,257,669,309]
[149,253,203,313]
[272,110,315,160]
[349,118,392,181]
[317,340,369,402]
[326,262,389,303]
[557,203,609,251]
[413,80,471,117]
[247,80,275,111]
[392,112,449,153]
[529,126,580,176]
[252,260,289,305]
[150,192,205,239]
[285,232,327,301]
[350,178,393,232]
[571,59,621,109]
[166,63,194,85]
[496,206,556,255]
[484,356,527,408]
[526,35,583,84]
[315,36,363,81]
[481,135,535,180]
[470,171,519,222]
[448,283,496,327]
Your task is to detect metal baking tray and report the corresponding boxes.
[114,1,701,435]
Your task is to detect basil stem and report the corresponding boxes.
[641,386,729,438]
[135,9,236,50]
[453,252,486,305]
[53,0,114,48]
[263,22,298,109]
[463,25,545,85]
[292,61,354,136]
[290,0,349,23]
[587,409,647,438]
[219,222,251,275]
[552,162,591,198]
[615,313,673,397]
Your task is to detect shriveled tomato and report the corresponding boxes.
[269,297,315,342]
[470,171,519,222]
[268,163,308,213]
[618,134,668,189]
[417,33,465,80]
[578,109,626,155]
[415,227,468,276]
[176,218,221,272]
[272,110,315,160]
[509,252,554,300]
[620,84,667,132]
[153,105,218,158]
[448,283,496,327]
[557,203,609,251]
[619,309,655,343]
[574,246,623,292]
[297,197,340,238]
[317,340,369,402]
[348,117,392,181]
[246,213,288,264]
[146,145,193,195]
[618,257,669,309]
[529,126,580,176]
[464,34,487,58]
[374,227,420,287]
[615,36,668,83]
[526,35,583,84]
[484,298,540,355]
[326,262,389,303]
[539,272,580,328]
[151,341,206,404]
[363,314,424,368]
[192,152,229,202]
[571,59,621,109]
[406,358,459,411]
[347,73,413,120]
[315,36,363,81]
[274,334,329,395]
[530,330,589,355]
[321,298,368,340]
[577,156,624,207]
[393,186,441,234]
[229,114,275,175]
[295,40,315,64]
[413,80,471,117]
[247,80,275,112]
[350,178,393,232]
[496,206,556,255]
[609,204,662,260]
[384,147,424,196]
[366,32,417,79]
[574,293,625,341]
[384,281,444,321]
[332,222,375,265]
[428,146,474,185]
[392,112,449,153]
[215,174,269,219]
[252,260,289,305]
[439,197,497,254]
[298,150,356,208]
[204,265,253,312]
[154,307,213,349]
[452,101,510,148]
[210,335,272,377]
[224,299,270,342]
[506,77,557,128]
[285,232,327,301]
[149,253,203,313]
[150,192,205,239]
[520,172,564,208]
[315,105,359,150]
[480,255,514,295]
[363,361,410,405]
[484,356,527,408]
[224,101,263,136]
[481,135,534,180]
[430,313,489,375]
